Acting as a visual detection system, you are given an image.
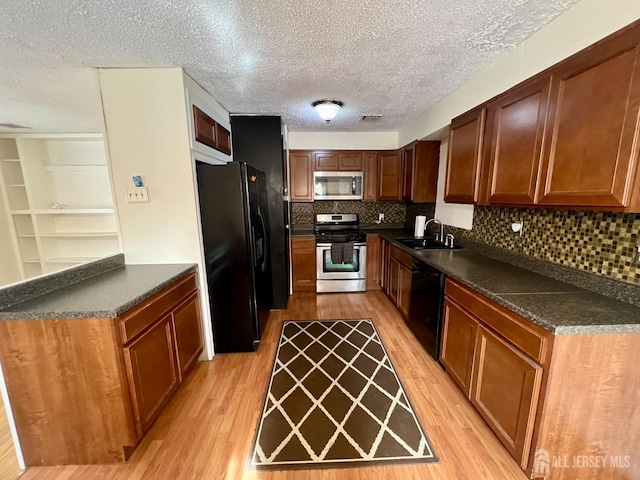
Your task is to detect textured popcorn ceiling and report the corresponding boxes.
[0,0,578,133]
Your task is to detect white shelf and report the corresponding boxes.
[1,159,20,163]
[10,210,31,215]
[38,232,118,238]
[44,165,108,173]
[23,258,41,264]
[33,208,115,215]
[17,234,35,238]
[45,256,103,264]
[7,184,25,187]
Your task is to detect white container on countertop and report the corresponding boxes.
[414,215,426,238]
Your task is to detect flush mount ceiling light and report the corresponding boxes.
[312,100,343,123]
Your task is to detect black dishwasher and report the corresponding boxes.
[407,259,446,362]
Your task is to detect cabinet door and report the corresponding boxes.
[124,314,180,437]
[363,152,378,202]
[388,257,400,304]
[471,325,543,468]
[440,299,478,397]
[483,77,551,205]
[445,108,486,204]
[193,106,216,150]
[365,235,380,289]
[378,151,403,201]
[402,145,415,202]
[291,237,316,292]
[397,263,412,318]
[215,123,232,156]
[314,152,339,171]
[379,239,389,290]
[412,141,440,203]
[537,33,640,208]
[290,151,314,202]
[338,152,363,171]
[172,292,204,379]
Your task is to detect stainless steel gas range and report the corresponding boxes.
[314,214,367,293]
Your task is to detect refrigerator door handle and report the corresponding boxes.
[256,207,269,273]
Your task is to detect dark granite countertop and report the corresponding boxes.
[0,264,197,320]
[364,228,640,335]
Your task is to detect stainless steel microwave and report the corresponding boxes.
[313,171,363,200]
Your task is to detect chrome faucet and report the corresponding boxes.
[424,218,444,242]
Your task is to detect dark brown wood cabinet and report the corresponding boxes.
[482,77,551,205]
[378,150,403,201]
[471,324,543,468]
[443,278,552,472]
[314,151,339,171]
[0,272,203,466]
[363,151,378,202]
[291,236,316,292]
[445,108,485,204]
[402,141,441,203]
[215,123,232,155]
[365,234,380,289]
[124,314,180,438]
[536,28,640,209]
[338,152,363,171]
[193,106,231,156]
[440,298,478,397]
[172,292,204,378]
[383,246,414,319]
[445,20,640,212]
[289,151,314,202]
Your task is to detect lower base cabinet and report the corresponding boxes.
[440,299,477,397]
[0,272,203,466]
[442,279,549,472]
[471,324,543,468]
[291,236,316,292]
[124,313,181,438]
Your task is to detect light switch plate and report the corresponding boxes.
[126,187,149,203]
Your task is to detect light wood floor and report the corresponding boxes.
[22,291,527,480]
[0,392,20,480]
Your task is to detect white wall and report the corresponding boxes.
[398,0,640,145]
[289,131,398,150]
[99,68,228,360]
[0,139,22,285]
[434,139,473,229]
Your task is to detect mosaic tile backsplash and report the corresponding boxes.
[447,207,640,286]
[291,201,406,225]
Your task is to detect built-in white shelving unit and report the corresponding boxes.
[0,135,121,279]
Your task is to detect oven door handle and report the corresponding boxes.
[317,243,366,247]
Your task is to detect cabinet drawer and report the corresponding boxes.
[389,245,413,269]
[445,279,549,363]
[120,273,198,344]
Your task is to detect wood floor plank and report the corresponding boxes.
[21,291,526,480]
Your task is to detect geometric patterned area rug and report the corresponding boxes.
[250,319,438,469]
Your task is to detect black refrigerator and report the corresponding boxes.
[196,161,272,353]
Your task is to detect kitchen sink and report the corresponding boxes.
[396,238,463,250]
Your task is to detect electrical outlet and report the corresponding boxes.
[126,187,149,203]
[378,213,384,222]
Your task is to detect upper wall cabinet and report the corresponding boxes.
[481,77,551,205]
[378,150,403,201]
[314,151,363,171]
[289,151,314,202]
[445,108,486,204]
[403,141,440,203]
[193,106,232,156]
[536,29,640,209]
[363,151,378,202]
[314,151,339,171]
[446,20,640,212]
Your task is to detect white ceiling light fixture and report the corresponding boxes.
[312,100,343,123]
